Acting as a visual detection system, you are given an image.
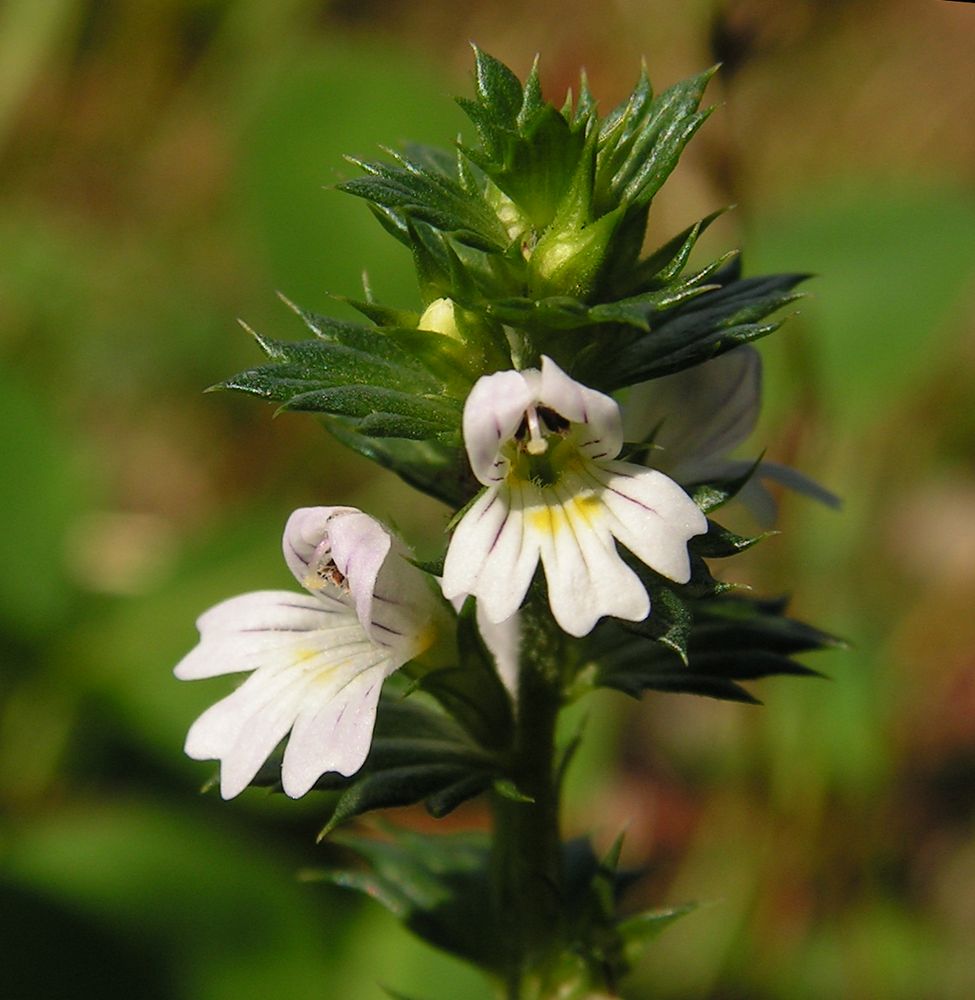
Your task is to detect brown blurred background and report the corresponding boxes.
[2,2,975,997]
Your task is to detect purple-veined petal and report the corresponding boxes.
[441,484,540,625]
[462,369,535,485]
[281,663,388,796]
[282,505,358,591]
[529,475,649,636]
[539,355,623,462]
[283,506,437,655]
[173,591,354,680]
[587,460,708,584]
[325,509,394,637]
[183,624,396,798]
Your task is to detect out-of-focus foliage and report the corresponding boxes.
[2,1,975,998]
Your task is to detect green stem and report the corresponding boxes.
[491,599,565,999]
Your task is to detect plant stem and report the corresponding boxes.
[491,599,565,999]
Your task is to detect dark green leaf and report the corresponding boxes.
[326,827,503,969]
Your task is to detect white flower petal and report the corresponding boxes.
[325,509,394,636]
[529,477,649,636]
[282,664,388,796]
[587,460,707,584]
[282,505,357,590]
[442,484,540,625]
[475,605,521,698]
[184,624,395,798]
[462,369,535,485]
[622,347,761,472]
[184,663,313,799]
[539,355,622,462]
[173,591,353,680]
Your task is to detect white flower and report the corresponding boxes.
[441,357,708,638]
[174,507,439,799]
[621,346,839,523]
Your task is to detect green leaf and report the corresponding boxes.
[339,147,509,252]
[595,66,717,214]
[689,519,772,558]
[621,583,693,664]
[325,827,503,970]
[689,456,764,514]
[491,777,534,804]
[618,903,698,967]
[319,763,484,838]
[458,49,589,229]
[587,589,838,706]
[322,417,473,507]
[589,270,809,390]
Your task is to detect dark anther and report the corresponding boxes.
[538,406,570,433]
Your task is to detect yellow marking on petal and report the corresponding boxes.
[528,504,558,536]
[527,492,601,536]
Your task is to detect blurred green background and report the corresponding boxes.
[2,1,975,997]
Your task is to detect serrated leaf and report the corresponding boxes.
[595,66,717,214]
[689,457,764,514]
[621,583,692,663]
[327,827,503,969]
[323,417,473,506]
[319,763,483,838]
[618,902,698,966]
[590,273,809,390]
[689,519,772,558]
[339,149,509,252]
[458,50,589,229]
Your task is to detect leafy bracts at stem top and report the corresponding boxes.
[217,50,810,503]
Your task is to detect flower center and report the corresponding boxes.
[510,405,574,486]
[304,539,350,595]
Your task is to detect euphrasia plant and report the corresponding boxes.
[175,49,839,1000]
